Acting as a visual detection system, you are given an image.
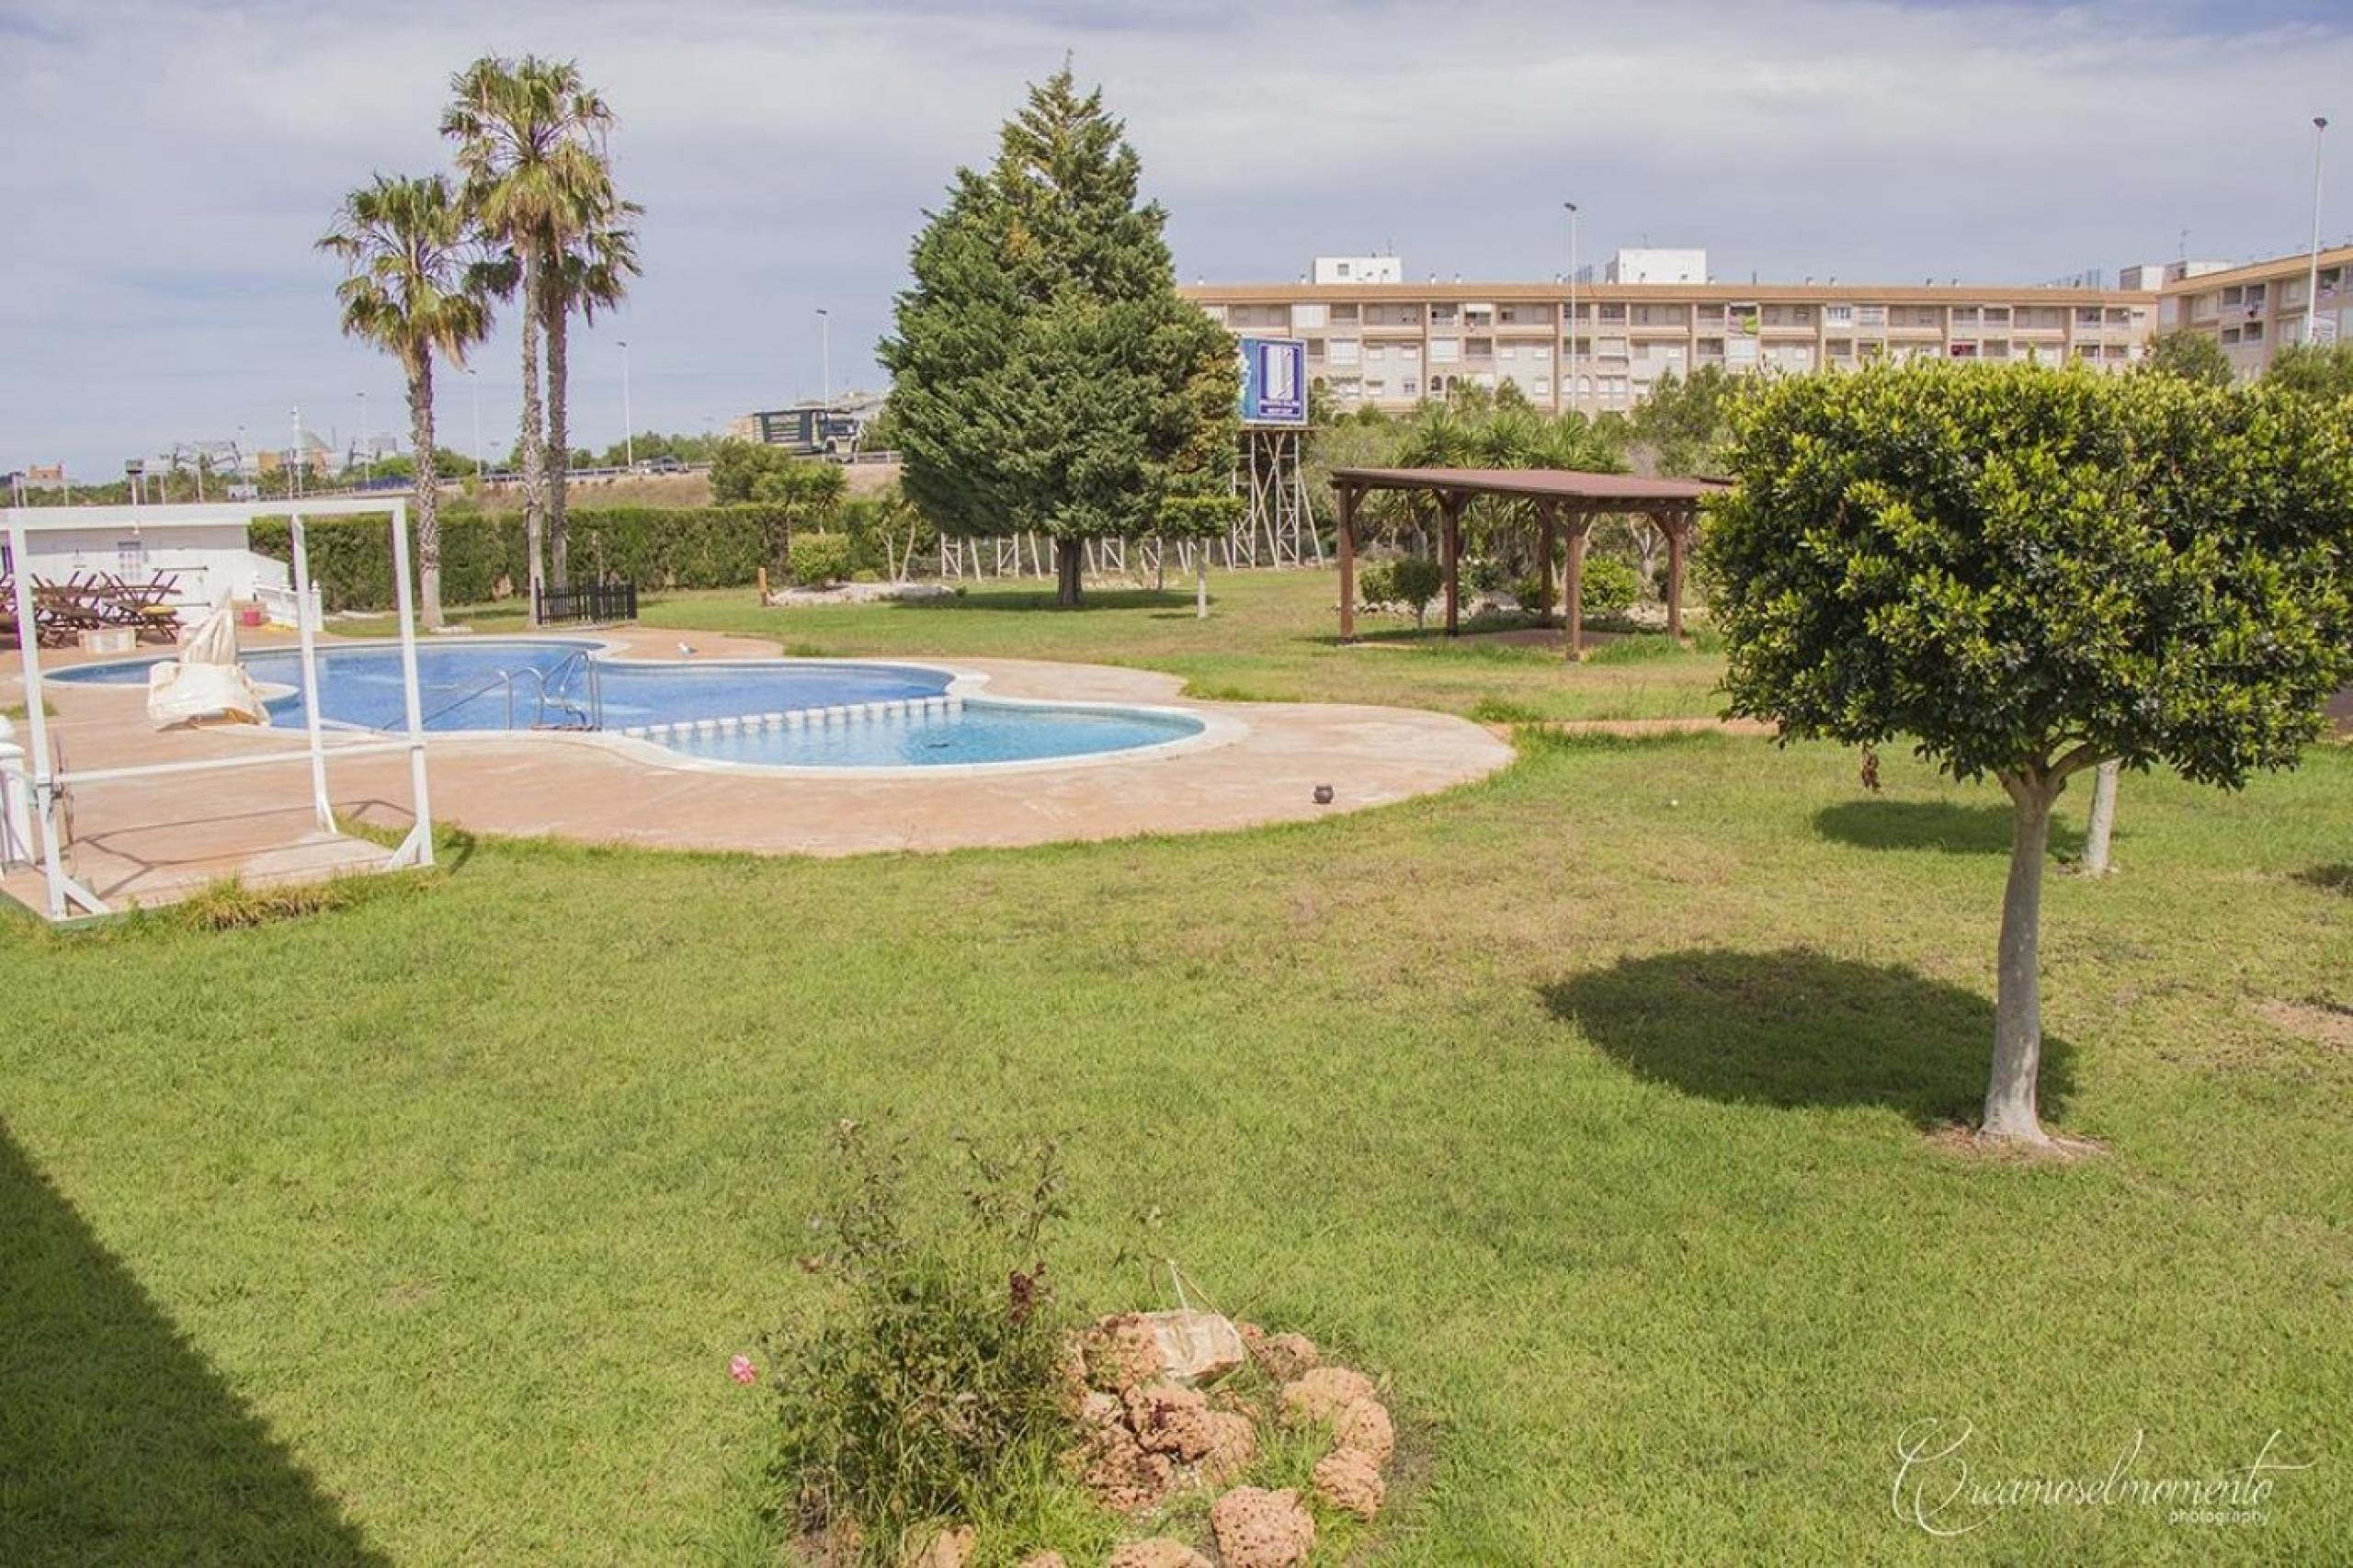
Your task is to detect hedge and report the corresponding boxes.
[251,504,795,612]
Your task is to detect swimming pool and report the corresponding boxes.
[52,640,1208,769]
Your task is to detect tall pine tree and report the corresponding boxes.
[881,68,1238,606]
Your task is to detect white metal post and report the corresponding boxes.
[7,513,103,917]
[386,498,436,869]
[286,513,335,832]
[620,340,634,468]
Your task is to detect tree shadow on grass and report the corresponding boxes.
[0,1122,384,1564]
[2292,863,2352,897]
[1540,948,2074,1128]
[1814,799,2086,858]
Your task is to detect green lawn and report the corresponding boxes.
[6,581,2350,1563]
[347,568,1731,723]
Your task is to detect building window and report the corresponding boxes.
[1824,304,1854,326]
[1498,345,1517,361]
[1430,337,1461,363]
[1532,376,1552,395]
[1402,378,1418,399]
[1327,339,1361,367]
[1291,302,1327,330]
[118,540,147,573]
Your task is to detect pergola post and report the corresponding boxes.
[1439,492,1464,637]
[1535,500,1558,629]
[1336,483,1358,642]
[1664,509,1691,642]
[1563,508,1592,663]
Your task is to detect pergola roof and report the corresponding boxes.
[1328,467,1728,511]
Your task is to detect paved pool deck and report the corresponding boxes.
[2,625,1513,915]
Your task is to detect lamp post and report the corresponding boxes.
[619,339,634,467]
[2308,117,2331,348]
[358,390,369,482]
[1563,201,1580,415]
[468,369,483,479]
[290,405,303,500]
[816,308,831,408]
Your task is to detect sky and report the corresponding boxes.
[2,0,2347,476]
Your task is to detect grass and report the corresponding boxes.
[344,568,1731,724]
[3,711,2347,1562]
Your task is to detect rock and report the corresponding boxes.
[1078,1390,1124,1430]
[908,1524,975,1568]
[1248,1332,1319,1383]
[1208,1486,1316,1568]
[1331,1397,1395,1468]
[1073,1421,1176,1513]
[1123,1381,1217,1460]
[1138,1308,1245,1386]
[1313,1447,1386,1520]
[1278,1366,1378,1426]
[1106,1541,1212,1568]
[1079,1314,1165,1391]
[1017,1554,1069,1568]
[1201,1408,1258,1483]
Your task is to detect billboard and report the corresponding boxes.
[1238,335,1308,426]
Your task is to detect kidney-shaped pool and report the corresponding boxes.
[52,639,1210,770]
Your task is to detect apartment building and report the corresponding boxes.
[1185,251,2158,415]
[2154,244,2353,378]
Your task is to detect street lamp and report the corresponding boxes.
[619,339,634,467]
[1563,201,1580,415]
[2308,117,2332,348]
[816,308,831,407]
[358,390,369,482]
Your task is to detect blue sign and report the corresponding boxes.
[1238,336,1308,426]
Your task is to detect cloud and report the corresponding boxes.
[3,0,2346,472]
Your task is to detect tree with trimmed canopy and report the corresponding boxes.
[1707,362,2353,1144]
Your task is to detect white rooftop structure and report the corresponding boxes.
[1606,247,1710,285]
[1311,256,1403,285]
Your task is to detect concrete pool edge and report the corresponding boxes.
[6,629,1517,896]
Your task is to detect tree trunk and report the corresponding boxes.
[2083,760,2120,876]
[545,280,571,590]
[517,245,548,625]
[1055,537,1083,608]
[1985,773,2057,1142]
[408,354,443,631]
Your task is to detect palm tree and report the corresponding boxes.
[317,173,490,631]
[441,54,616,623]
[543,200,641,585]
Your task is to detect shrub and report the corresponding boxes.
[251,504,795,610]
[767,1123,1074,1554]
[1512,574,1552,615]
[1388,555,1443,627]
[790,531,854,587]
[1580,555,1640,619]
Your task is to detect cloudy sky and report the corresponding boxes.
[3,0,2347,475]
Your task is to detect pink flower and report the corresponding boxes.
[729,1355,758,1386]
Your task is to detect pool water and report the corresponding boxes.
[660,701,1201,768]
[52,639,1204,768]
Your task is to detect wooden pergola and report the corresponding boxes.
[1329,467,1729,659]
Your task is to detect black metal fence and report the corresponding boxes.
[535,580,638,625]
